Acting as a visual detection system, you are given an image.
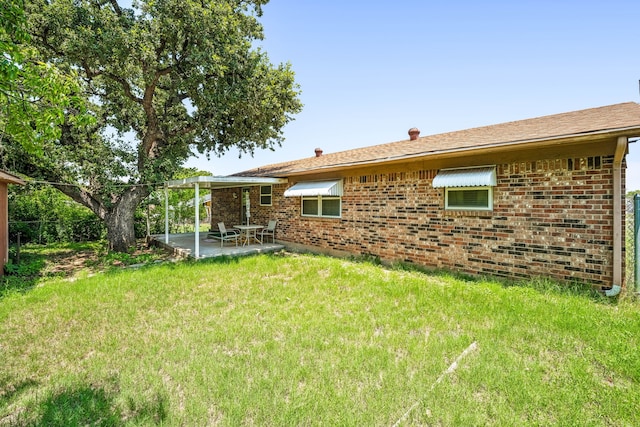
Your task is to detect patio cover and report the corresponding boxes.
[166,175,287,190]
[283,179,343,197]
[432,166,496,188]
[163,175,287,258]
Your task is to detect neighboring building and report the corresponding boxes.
[211,102,640,291]
[0,171,25,275]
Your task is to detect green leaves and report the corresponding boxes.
[0,0,95,155]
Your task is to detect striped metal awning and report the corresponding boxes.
[432,166,496,188]
[284,180,343,197]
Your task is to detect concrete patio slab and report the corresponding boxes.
[150,233,285,259]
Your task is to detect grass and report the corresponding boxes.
[0,251,639,425]
[1,242,170,297]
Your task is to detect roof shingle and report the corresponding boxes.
[234,102,640,177]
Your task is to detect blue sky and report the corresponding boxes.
[185,0,640,190]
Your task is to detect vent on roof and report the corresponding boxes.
[408,128,420,140]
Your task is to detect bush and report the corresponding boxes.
[9,184,105,244]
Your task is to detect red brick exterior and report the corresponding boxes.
[210,187,242,228]
[210,186,279,231]
[212,155,624,289]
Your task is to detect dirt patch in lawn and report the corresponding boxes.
[43,248,102,276]
[37,241,174,278]
[2,241,177,295]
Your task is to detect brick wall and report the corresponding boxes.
[210,188,242,229]
[209,186,280,231]
[212,155,624,289]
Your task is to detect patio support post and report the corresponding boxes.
[164,185,169,244]
[195,182,200,258]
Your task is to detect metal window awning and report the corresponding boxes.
[432,166,496,188]
[284,180,343,197]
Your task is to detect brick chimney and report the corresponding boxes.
[408,127,420,141]
[315,148,323,157]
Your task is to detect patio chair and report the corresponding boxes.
[259,220,277,243]
[211,222,239,247]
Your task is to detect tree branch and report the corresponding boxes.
[82,60,102,79]
[109,0,122,16]
[104,72,143,104]
[167,123,196,139]
[39,26,63,56]
[156,38,167,58]
[51,182,108,220]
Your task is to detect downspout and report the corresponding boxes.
[605,136,628,297]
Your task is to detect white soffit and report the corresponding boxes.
[432,166,496,188]
[284,180,343,197]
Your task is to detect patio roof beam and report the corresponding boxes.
[166,175,288,190]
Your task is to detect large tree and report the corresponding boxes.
[2,0,302,251]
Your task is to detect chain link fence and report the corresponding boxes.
[9,218,106,245]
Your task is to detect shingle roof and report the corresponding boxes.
[234,102,640,177]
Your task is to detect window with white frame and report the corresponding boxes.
[301,196,341,218]
[445,187,493,210]
[260,185,272,206]
[283,179,343,218]
[433,166,496,211]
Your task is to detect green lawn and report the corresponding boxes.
[1,250,639,425]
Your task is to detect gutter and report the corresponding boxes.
[606,136,628,297]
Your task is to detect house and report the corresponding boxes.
[210,102,640,291]
[0,170,25,275]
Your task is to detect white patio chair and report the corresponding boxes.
[214,222,239,247]
[259,220,277,243]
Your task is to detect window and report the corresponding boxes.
[302,196,341,218]
[445,187,493,211]
[260,185,272,206]
[433,166,496,212]
[284,179,343,218]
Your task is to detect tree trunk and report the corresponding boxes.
[104,189,145,252]
[105,206,136,253]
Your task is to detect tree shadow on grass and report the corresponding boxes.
[35,385,168,426]
[3,381,168,426]
[35,386,122,426]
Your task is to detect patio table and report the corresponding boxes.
[233,224,264,246]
